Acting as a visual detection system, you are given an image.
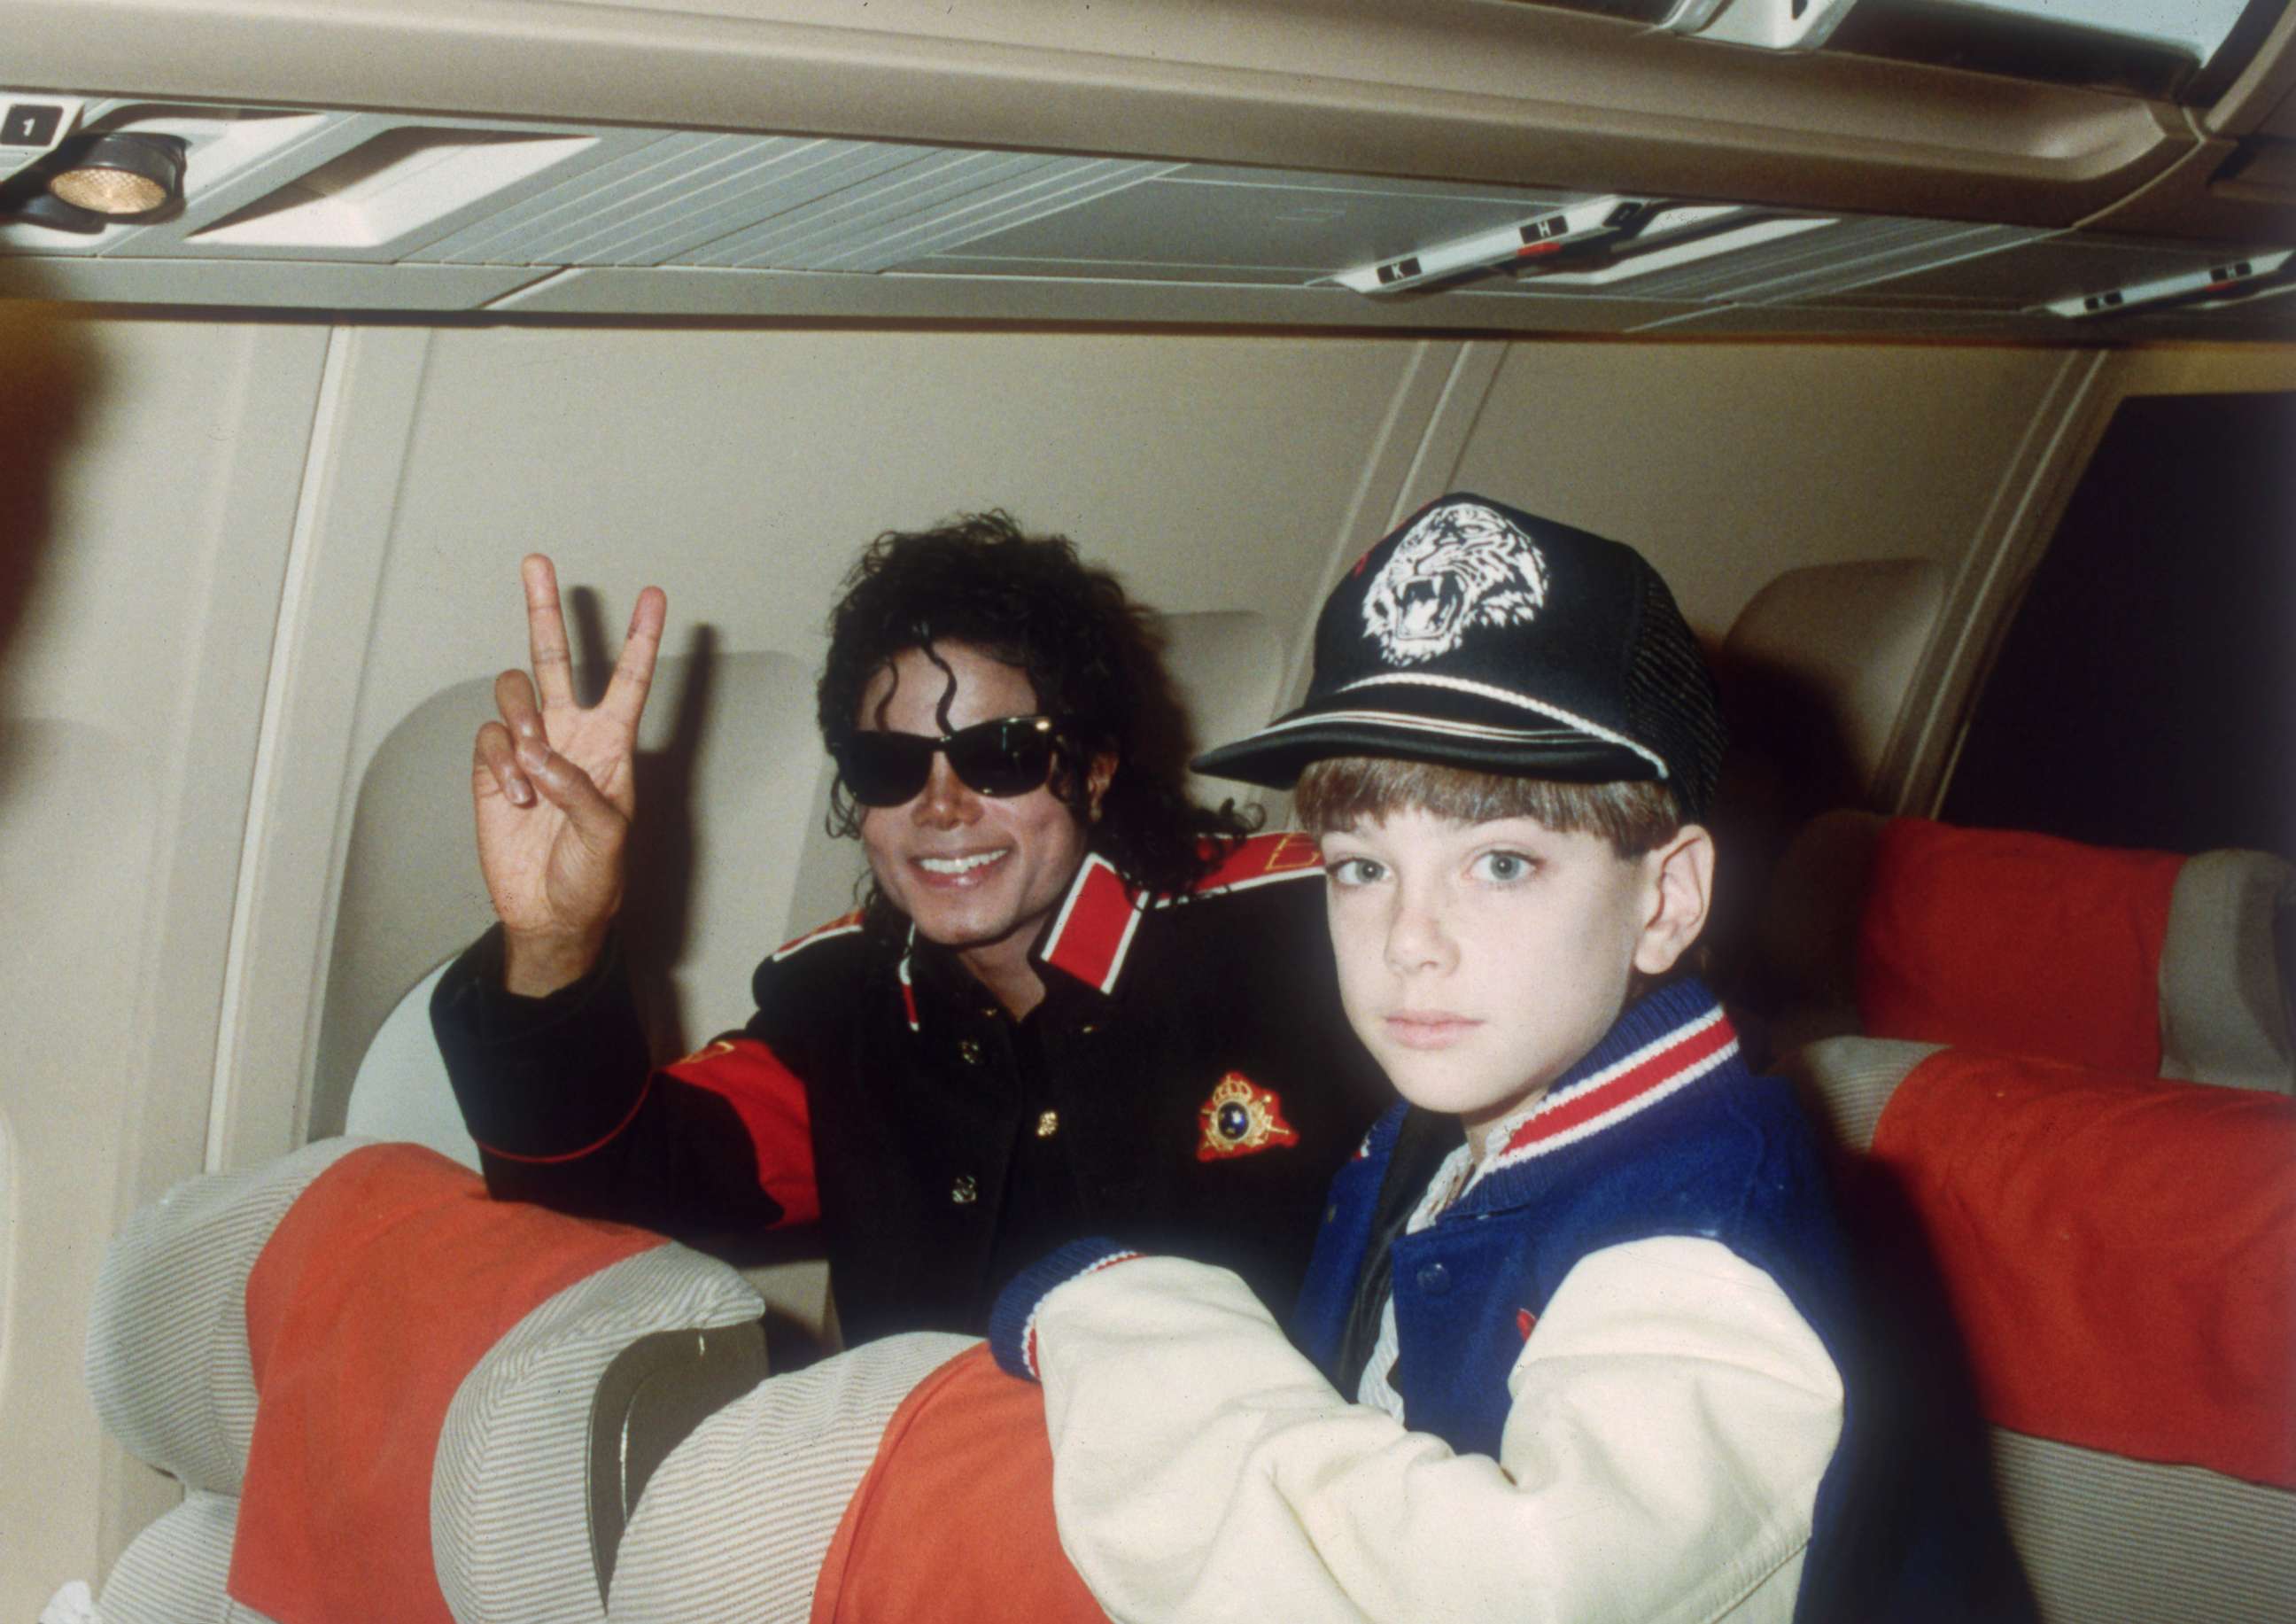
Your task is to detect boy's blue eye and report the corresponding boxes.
[1326,857,1385,887]
[1473,851,1535,883]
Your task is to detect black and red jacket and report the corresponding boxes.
[431,833,1390,1345]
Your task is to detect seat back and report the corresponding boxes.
[1788,1040,2296,1622]
[86,1141,766,1624]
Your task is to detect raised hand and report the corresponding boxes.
[469,555,667,997]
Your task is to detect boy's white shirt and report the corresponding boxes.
[1030,1238,1844,1623]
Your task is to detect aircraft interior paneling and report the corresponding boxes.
[3,1,2292,1615]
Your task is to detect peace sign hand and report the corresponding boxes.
[469,554,667,997]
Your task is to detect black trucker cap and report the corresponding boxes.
[1193,493,1726,820]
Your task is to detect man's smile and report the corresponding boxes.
[912,847,1013,882]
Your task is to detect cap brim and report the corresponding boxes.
[1192,687,1668,792]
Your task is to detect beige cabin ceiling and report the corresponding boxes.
[1,0,2293,338]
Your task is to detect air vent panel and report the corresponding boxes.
[688,152,1181,272]
[413,135,926,268]
[192,128,595,250]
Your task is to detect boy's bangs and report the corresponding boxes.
[1294,756,1682,857]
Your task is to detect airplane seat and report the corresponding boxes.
[89,1489,260,1624]
[1780,1039,2296,1623]
[606,1329,977,1620]
[83,1140,767,1624]
[344,962,479,1167]
[83,1139,365,1624]
[1718,556,1946,818]
[1706,557,1944,996]
[1762,816,2296,1620]
[86,1139,369,1500]
[324,652,842,1342]
[1752,811,2296,1092]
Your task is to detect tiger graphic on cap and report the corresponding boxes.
[1361,501,1550,664]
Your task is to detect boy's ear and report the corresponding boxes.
[1633,824,1715,977]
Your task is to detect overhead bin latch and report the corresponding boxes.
[2042,249,2296,319]
[1331,196,1656,296]
[1656,0,1861,52]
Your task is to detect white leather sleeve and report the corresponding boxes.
[1031,1236,1844,1624]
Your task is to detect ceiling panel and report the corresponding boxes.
[0,90,2285,338]
[414,134,923,268]
[895,165,1581,281]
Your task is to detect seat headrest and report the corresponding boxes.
[1722,556,1944,806]
[1856,818,2186,1075]
[98,1141,766,1624]
[1762,815,2294,1091]
[2160,849,2296,1092]
[86,1137,367,1496]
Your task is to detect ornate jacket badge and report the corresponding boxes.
[1197,1072,1299,1162]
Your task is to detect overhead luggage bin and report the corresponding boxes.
[0,0,2237,230]
[0,86,2288,338]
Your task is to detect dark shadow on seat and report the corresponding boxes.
[1798,1123,2040,1621]
[1703,641,1869,1043]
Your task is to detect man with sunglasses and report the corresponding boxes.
[432,514,1388,1345]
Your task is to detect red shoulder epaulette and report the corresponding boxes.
[768,908,865,963]
[1183,830,1324,898]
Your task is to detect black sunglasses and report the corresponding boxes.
[832,714,1068,807]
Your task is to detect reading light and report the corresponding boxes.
[45,132,185,218]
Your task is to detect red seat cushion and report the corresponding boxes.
[1857,818,2184,1074]
[811,1343,1104,1623]
[1871,1049,2296,1488]
[231,1144,663,1624]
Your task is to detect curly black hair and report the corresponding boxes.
[817,512,1257,909]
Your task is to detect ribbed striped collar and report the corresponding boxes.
[1449,978,1742,1207]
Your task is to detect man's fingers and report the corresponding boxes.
[598,585,667,731]
[521,553,577,710]
[515,734,625,851]
[494,666,545,742]
[472,721,535,807]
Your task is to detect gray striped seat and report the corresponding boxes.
[430,1240,766,1623]
[607,1331,975,1623]
[83,1140,365,1624]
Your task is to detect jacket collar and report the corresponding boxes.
[1032,832,1326,998]
[1034,853,1147,998]
[894,833,1329,1014]
[889,856,1146,1031]
[1456,978,1743,1201]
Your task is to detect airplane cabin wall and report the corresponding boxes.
[4,305,2292,1610]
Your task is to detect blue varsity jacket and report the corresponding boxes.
[1290,978,2029,1622]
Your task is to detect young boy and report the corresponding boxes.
[973,493,2009,1621]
